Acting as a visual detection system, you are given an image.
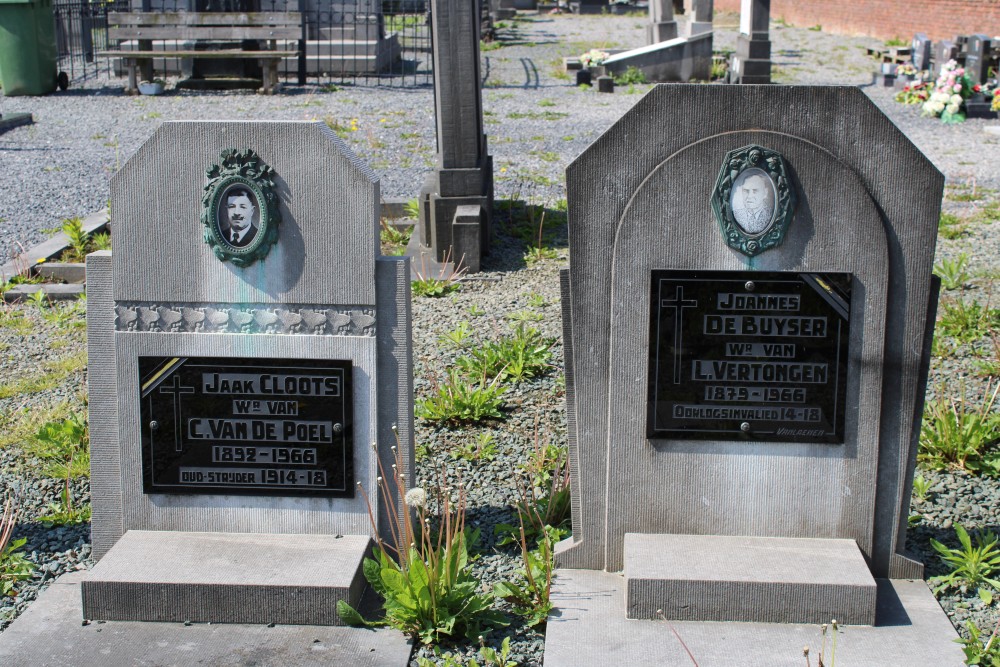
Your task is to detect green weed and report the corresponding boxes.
[416,370,506,424]
[494,524,556,628]
[0,498,34,596]
[28,412,90,479]
[937,299,1000,345]
[439,321,472,349]
[417,637,516,667]
[450,432,498,462]
[338,446,505,643]
[506,111,569,121]
[940,212,968,239]
[507,309,544,323]
[37,479,91,527]
[930,524,1000,594]
[0,350,88,399]
[935,254,971,290]
[456,324,553,383]
[613,66,646,85]
[956,617,1000,665]
[379,219,412,256]
[918,383,1000,475]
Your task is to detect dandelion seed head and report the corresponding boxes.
[405,488,427,508]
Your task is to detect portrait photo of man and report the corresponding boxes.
[217,185,260,248]
[730,168,776,235]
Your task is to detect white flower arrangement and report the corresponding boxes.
[579,48,610,68]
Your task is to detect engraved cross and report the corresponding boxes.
[662,285,698,384]
[159,374,195,452]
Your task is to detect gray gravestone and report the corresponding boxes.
[84,121,414,628]
[965,34,993,85]
[689,0,712,36]
[647,0,678,44]
[911,33,931,72]
[571,0,608,14]
[932,39,959,77]
[730,0,770,84]
[416,0,493,273]
[556,86,944,634]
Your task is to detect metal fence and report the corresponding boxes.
[53,0,432,87]
[54,0,131,83]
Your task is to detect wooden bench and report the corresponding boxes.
[97,12,301,95]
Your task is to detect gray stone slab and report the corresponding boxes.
[36,262,87,284]
[0,572,413,667]
[624,534,876,624]
[545,569,964,667]
[0,112,32,134]
[3,283,86,302]
[601,31,712,82]
[82,530,370,625]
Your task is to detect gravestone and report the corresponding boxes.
[570,0,608,14]
[689,0,712,36]
[415,0,493,273]
[911,32,931,72]
[545,85,963,665]
[647,0,678,44]
[83,121,414,630]
[932,39,959,77]
[965,34,993,85]
[730,0,770,84]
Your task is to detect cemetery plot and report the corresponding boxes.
[647,270,850,442]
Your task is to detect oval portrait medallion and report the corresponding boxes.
[201,149,281,267]
[710,145,797,258]
[729,167,777,235]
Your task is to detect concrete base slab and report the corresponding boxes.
[0,112,33,134]
[545,569,964,667]
[601,31,712,82]
[82,531,370,625]
[624,534,877,624]
[0,572,412,667]
[3,283,86,302]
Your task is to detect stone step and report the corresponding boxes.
[82,530,371,625]
[0,572,414,666]
[624,533,877,624]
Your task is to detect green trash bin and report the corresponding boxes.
[0,0,57,96]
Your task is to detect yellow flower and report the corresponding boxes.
[36,257,46,264]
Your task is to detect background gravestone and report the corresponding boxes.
[932,39,959,77]
[730,0,770,84]
[911,32,931,72]
[416,0,493,273]
[965,34,993,85]
[647,0,678,44]
[85,120,414,627]
[558,85,941,627]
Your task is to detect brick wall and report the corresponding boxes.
[714,0,1000,42]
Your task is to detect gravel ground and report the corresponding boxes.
[0,9,998,665]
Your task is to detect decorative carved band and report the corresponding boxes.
[114,303,376,336]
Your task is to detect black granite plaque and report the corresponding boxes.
[647,270,851,443]
[139,357,353,496]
